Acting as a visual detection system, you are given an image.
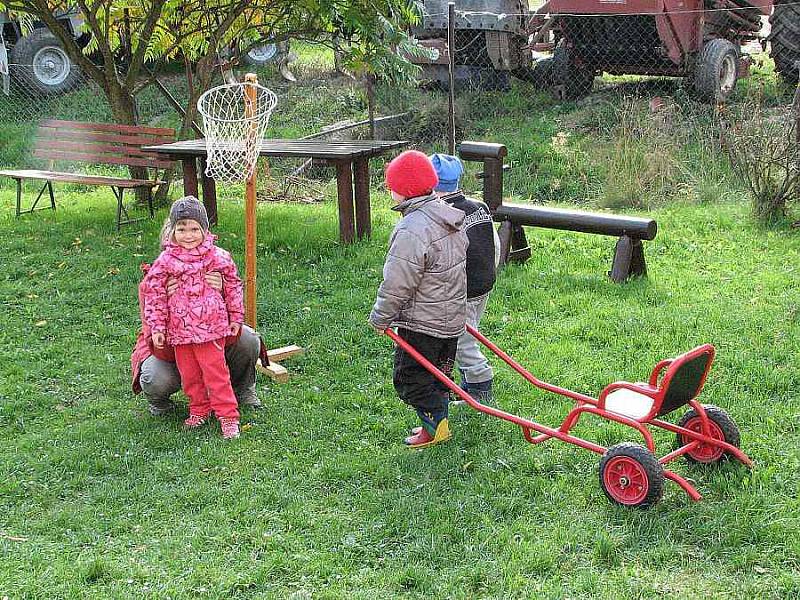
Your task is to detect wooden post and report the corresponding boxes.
[353,158,371,239]
[182,156,198,197]
[447,2,456,155]
[244,73,259,328]
[336,161,356,244]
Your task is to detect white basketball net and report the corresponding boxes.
[197,82,277,185]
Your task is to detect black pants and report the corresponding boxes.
[393,328,457,415]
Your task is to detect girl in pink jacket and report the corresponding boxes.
[141,196,245,439]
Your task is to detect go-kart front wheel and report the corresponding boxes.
[599,443,665,508]
[676,405,740,465]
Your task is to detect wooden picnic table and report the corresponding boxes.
[143,138,408,243]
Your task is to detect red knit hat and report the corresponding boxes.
[384,150,439,199]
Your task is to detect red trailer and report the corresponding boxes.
[532,0,798,101]
[411,1,800,102]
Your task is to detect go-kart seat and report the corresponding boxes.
[597,344,716,422]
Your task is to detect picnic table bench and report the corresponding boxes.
[143,138,408,243]
[0,119,176,229]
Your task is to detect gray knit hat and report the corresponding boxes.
[169,196,209,231]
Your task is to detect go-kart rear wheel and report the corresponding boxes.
[676,405,740,465]
[599,443,664,508]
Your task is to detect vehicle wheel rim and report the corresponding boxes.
[683,417,725,462]
[33,46,70,86]
[248,43,278,62]
[603,456,649,505]
[719,55,737,95]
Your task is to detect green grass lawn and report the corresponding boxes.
[1,183,799,598]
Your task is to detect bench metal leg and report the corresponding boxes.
[15,180,57,216]
[47,181,55,210]
[146,187,155,218]
[113,186,154,230]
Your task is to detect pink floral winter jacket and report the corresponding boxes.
[141,234,244,346]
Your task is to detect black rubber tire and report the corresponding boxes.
[676,404,741,465]
[10,28,82,96]
[693,38,739,103]
[598,443,665,508]
[552,41,594,100]
[769,3,800,86]
[513,57,555,88]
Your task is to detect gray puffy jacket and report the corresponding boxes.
[370,193,468,338]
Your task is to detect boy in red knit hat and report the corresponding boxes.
[369,151,469,448]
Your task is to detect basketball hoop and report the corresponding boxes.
[197,80,277,185]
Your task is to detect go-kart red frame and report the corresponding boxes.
[386,325,753,508]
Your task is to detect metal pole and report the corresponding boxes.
[447,2,456,154]
[244,72,258,328]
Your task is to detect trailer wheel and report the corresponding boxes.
[552,41,594,100]
[693,38,739,103]
[10,28,82,96]
[769,2,800,86]
[599,443,664,508]
[676,405,740,465]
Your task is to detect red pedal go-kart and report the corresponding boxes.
[386,325,752,508]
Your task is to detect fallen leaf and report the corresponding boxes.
[34,320,47,327]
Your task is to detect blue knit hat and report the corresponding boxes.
[430,153,464,193]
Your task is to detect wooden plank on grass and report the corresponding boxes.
[267,345,305,362]
[257,359,289,383]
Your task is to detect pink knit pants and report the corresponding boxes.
[174,340,239,420]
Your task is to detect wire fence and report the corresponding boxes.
[2,4,799,216]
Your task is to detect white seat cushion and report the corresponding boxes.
[604,388,655,420]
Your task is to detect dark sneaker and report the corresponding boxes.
[148,400,176,417]
[236,387,261,409]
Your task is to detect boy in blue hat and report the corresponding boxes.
[430,153,500,404]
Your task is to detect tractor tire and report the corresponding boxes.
[10,28,82,96]
[513,57,555,88]
[676,405,741,465]
[552,41,594,101]
[599,443,665,508]
[693,38,739,103]
[769,2,800,86]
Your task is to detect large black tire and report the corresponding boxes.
[512,57,555,88]
[552,41,594,100]
[10,29,82,96]
[676,405,741,465]
[769,3,800,86]
[693,38,739,103]
[599,443,665,508]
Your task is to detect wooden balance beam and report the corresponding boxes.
[458,141,658,283]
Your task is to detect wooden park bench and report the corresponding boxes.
[0,119,176,229]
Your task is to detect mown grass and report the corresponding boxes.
[1,183,799,598]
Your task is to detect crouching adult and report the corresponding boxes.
[131,269,269,415]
